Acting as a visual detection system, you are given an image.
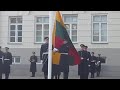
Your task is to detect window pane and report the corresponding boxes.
[43,17,49,23]
[65,24,70,29]
[10,25,16,30]
[18,37,22,42]
[36,31,42,36]
[18,31,22,36]
[36,17,42,23]
[44,24,49,30]
[44,31,49,36]
[93,23,99,30]
[36,24,42,30]
[17,17,22,23]
[10,31,15,36]
[101,36,107,41]
[93,30,99,35]
[72,36,77,42]
[101,23,107,30]
[72,16,77,22]
[72,30,77,35]
[72,24,77,29]
[101,30,107,36]
[18,25,22,30]
[93,16,101,22]
[64,16,71,22]
[93,36,99,41]
[10,37,15,42]
[15,57,20,63]
[101,15,107,22]
[10,18,16,23]
[36,37,42,42]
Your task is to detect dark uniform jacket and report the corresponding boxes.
[40,43,53,73]
[59,43,69,73]
[96,57,102,72]
[3,52,12,73]
[78,50,91,75]
[90,56,97,73]
[30,55,37,72]
[40,43,49,73]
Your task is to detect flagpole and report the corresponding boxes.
[48,11,54,79]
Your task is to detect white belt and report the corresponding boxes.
[4,59,10,61]
[43,52,48,54]
[61,53,68,55]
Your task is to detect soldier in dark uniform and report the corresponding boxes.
[78,44,84,77]
[96,54,102,77]
[90,52,97,78]
[58,39,70,79]
[78,45,91,79]
[0,46,4,79]
[29,52,37,77]
[84,46,91,78]
[3,47,12,79]
[40,37,49,79]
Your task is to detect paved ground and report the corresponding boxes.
[2,75,120,79]
[1,64,120,79]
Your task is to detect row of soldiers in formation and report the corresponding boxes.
[39,37,102,79]
[0,37,102,79]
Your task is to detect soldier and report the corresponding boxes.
[40,37,49,79]
[29,52,37,77]
[78,44,85,79]
[0,46,4,79]
[58,39,70,79]
[90,52,97,78]
[96,54,102,77]
[84,46,91,78]
[78,45,91,79]
[3,47,12,79]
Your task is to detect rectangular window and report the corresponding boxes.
[35,16,49,43]
[92,15,108,43]
[63,15,78,43]
[9,16,22,43]
[12,56,21,64]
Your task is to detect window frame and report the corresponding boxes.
[34,16,49,44]
[9,16,23,43]
[91,14,108,44]
[12,56,21,64]
[62,14,78,43]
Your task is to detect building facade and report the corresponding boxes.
[0,11,120,67]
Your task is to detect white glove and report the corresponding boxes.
[53,48,59,52]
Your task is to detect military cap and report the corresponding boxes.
[80,44,85,47]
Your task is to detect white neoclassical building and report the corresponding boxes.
[0,11,120,68]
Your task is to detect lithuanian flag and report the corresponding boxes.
[52,11,81,65]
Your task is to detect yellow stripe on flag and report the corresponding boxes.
[52,52,61,65]
[56,11,65,28]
